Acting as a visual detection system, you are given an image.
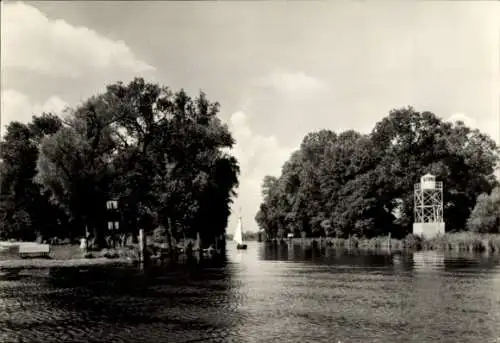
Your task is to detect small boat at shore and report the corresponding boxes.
[0,241,51,259]
[234,216,247,250]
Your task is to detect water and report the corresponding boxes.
[1,242,499,343]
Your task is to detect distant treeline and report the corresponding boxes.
[0,78,240,249]
[256,107,500,239]
[226,231,261,241]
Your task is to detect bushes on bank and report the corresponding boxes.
[283,232,500,253]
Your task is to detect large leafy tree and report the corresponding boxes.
[466,187,500,233]
[256,107,499,239]
[371,108,499,235]
[36,112,116,243]
[34,78,239,248]
[0,113,65,240]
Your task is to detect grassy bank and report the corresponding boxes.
[0,244,138,270]
[0,238,223,270]
[0,257,133,269]
[278,233,500,253]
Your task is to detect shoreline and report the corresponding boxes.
[1,233,499,270]
[266,233,500,253]
[0,257,134,270]
[0,242,225,270]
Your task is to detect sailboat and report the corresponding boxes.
[234,216,247,250]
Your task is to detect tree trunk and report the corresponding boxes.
[93,224,107,250]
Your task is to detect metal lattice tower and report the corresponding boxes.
[414,173,443,223]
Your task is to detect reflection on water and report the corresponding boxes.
[413,251,445,270]
[1,242,499,343]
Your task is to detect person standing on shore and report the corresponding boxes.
[80,226,90,252]
[79,237,87,252]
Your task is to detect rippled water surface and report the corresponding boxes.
[1,242,500,343]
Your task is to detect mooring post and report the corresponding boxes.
[138,229,146,264]
[196,232,203,260]
[84,225,89,252]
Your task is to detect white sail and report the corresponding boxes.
[234,217,243,245]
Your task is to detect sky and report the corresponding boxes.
[1,1,499,233]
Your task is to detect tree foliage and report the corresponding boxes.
[256,107,499,239]
[0,113,65,240]
[1,78,239,247]
[466,187,500,233]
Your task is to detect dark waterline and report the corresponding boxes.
[1,242,499,343]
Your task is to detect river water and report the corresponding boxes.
[1,242,499,343]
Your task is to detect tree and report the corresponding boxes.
[36,115,115,244]
[0,114,65,240]
[34,78,239,248]
[371,108,499,235]
[256,107,499,239]
[255,176,281,239]
[467,187,500,233]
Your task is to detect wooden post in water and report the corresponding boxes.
[84,225,89,252]
[387,232,392,250]
[138,229,146,264]
[196,232,202,260]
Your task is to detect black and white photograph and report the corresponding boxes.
[1,1,499,342]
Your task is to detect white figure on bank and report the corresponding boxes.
[80,237,87,251]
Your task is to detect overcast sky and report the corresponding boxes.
[1,1,499,233]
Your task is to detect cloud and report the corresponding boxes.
[1,89,68,137]
[224,72,331,232]
[256,70,328,98]
[1,2,154,78]
[226,110,296,233]
[447,113,478,129]
[447,112,499,144]
[229,111,294,179]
